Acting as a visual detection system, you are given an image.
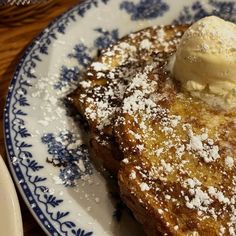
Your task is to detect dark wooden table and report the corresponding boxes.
[0,1,80,235]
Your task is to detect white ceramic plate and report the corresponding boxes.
[0,156,23,236]
[4,0,236,235]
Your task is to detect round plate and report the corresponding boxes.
[4,0,236,235]
[0,156,23,236]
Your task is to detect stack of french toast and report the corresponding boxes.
[68,21,236,236]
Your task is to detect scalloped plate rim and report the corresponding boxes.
[3,0,236,235]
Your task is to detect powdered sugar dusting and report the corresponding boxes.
[70,22,236,234]
[112,24,236,235]
[76,25,183,132]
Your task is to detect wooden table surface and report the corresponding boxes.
[0,1,80,235]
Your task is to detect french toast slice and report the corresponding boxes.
[68,25,188,174]
[115,52,236,235]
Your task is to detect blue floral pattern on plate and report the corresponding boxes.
[120,0,169,20]
[54,28,119,90]
[174,0,236,23]
[93,28,119,49]
[5,1,110,235]
[42,131,93,186]
[4,0,236,235]
[54,66,80,90]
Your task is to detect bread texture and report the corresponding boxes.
[68,25,187,174]
[68,20,236,235]
[115,52,236,235]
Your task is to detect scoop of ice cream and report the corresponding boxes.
[173,16,236,109]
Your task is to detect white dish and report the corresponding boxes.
[0,156,23,236]
[4,0,236,235]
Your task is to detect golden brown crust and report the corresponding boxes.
[68,25,188,175]
[89,133,122,175]
[67,23,236,235]
[119,161,221,236]
[68,21,236,234]
[115,52,236,235]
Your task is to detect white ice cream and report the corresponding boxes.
[173,16,236,109]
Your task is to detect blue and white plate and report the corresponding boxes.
[4,0,236,235]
